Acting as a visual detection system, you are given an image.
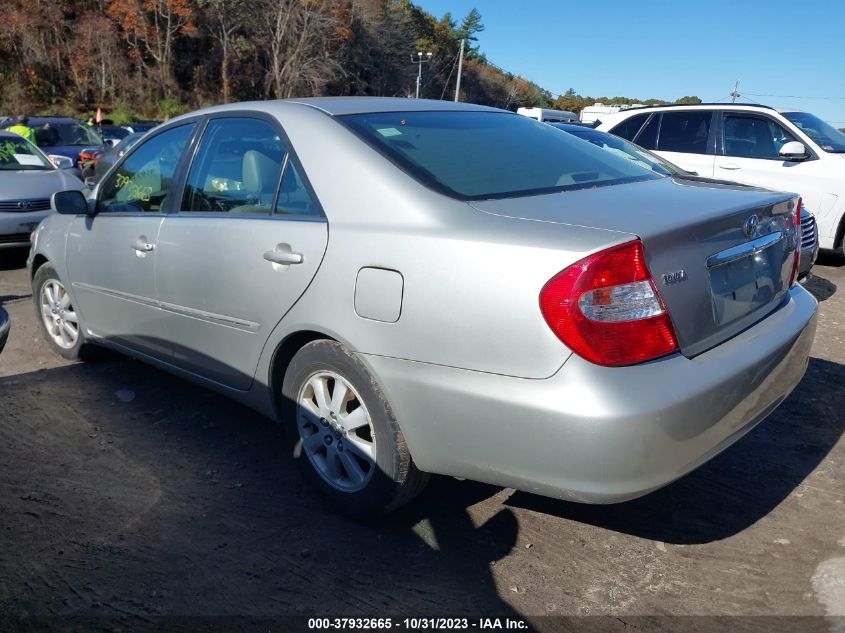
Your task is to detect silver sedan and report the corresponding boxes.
[0,131,83,249]
[29,98,817,517]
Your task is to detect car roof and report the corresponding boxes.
[609,103,806,115]
[172,97,505,121]
[0,130,27,139]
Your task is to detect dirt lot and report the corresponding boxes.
[1,248,844,632]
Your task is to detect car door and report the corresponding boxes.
[713,112,824,215]
[155,115,328,390]
[65,122,196,356]
[644,110,716,178]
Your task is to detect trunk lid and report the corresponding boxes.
[470,177,800,357]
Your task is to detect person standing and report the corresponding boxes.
[7,115,36,143]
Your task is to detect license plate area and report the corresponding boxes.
[707,232,787,327]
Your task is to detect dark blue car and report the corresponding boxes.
[3,117,106,171]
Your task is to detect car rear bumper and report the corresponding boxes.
[362,284,818,503]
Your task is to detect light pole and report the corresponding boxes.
[411,51,433,99]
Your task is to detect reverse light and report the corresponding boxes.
[540,240,679,367]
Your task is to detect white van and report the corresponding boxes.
[517,107,579,124]
[596,104,845,253]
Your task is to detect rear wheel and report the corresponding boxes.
[282,340,428,518]
[33,264,92,360]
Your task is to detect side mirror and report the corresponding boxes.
[105,139,117,148]
[0,306,9,355]
[779,141,808,161]
[51,190,88,215]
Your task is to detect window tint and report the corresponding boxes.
[724,115,797,159]
[182,118,285,215]
[340,111,660,200]
[276,159,321,216]
[98,123,194,213]
[610,113,649,141]
[656,111,711,154]
[633,114,659,149]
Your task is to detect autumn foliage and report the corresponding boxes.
[0,0,556,120]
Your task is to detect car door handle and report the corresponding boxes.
[719,163,741,170]
[132,239,155,253]
[263,248,303,265]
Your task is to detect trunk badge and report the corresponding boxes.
[662,270,688,285]
[743,215,760,238]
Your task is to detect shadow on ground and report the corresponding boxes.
[0,249,28,271]
[0,357,523,627]
[507,357,844,544]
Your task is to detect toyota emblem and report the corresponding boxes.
[742,214,759,239]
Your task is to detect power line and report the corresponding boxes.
[744,92,845,100]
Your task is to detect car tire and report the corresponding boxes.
[282,340,429,518]
[32,264,92,361]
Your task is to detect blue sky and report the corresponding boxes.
[415,0,845,126]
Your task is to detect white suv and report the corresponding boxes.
[597,104,845,254]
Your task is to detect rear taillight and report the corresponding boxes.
[789,197,802,286]
[540,240,679,367]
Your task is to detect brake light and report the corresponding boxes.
[789,197,802,286]
[539,240,679,367]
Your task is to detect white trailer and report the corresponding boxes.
[516,107,579,123]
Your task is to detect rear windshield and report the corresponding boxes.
[339,111,661,200]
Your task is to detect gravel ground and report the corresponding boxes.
[0,248,843,633]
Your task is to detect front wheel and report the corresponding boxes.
[32,264,92,360]
[282,340,428,518]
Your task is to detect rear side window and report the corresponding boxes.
[656,111,711,154]
[276,159,321,216]
[340,111,660,200]
[98,123,195,213]
[182,118,285,215]
[609,113,649,141]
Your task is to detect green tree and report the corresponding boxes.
[456,8,484,59]
[675,95,702,104]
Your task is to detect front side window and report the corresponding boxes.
[723,115,797,159]
[182,118,285,215]
[98,123,195,213]
[340,111,660,200]
[656,111,711,154]
[782,111,845,153]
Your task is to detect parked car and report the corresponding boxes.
[0,306,9,355]
[31,98,817,517]
[97,125,130,147]
[596,103,845,256]
[551,122,819,279]
[122,121,160,135]
[0,131,84,249]
[90,132,145,184]
[2,117,108,172]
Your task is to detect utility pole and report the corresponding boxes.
[730,80,740,103]
[454,39,465,102]
[412,51,433,99]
